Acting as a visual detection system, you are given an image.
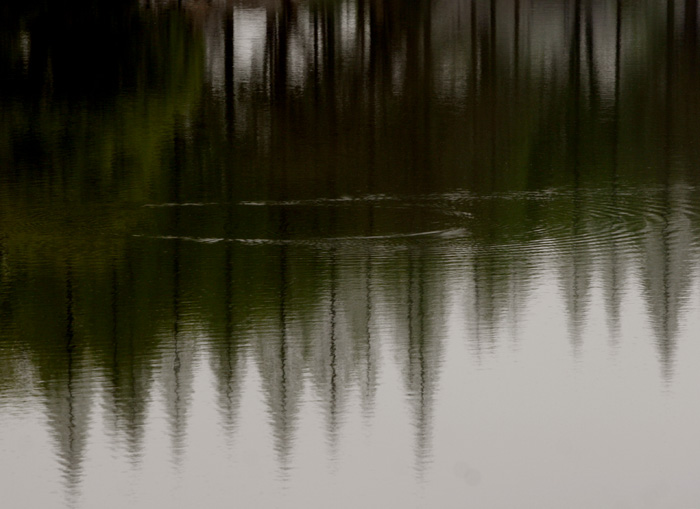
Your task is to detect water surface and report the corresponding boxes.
[2,1,700,507]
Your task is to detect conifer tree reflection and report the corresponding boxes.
[360,197,378,419]
[262,232,302,469]
[360,244,378,419]
[601,0,626,346]
[206,245,248,437]
[559,0,592,355]
[40,263,92,506]
[103,260,151,463]
[327,244,341,456]
[469,248,499,354]
[60,266,80,502]
[392,242,445,476]
[209,28,248,432]
[161,127,196,467]
[638,5,695,382]
[4,0,700,494]
[641,186,695,383]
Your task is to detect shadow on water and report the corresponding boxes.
[1,0,700,504]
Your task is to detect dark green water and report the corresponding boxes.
[1,0,700,507]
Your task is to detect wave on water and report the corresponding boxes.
[132,227,468,245]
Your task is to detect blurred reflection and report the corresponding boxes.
[1,0,700,505]
[46,265,90,505]
[103,260,152,464]
[398,245,444,476]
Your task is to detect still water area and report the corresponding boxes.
[1,0,700,507]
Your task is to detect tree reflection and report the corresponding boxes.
[1,0,700,501]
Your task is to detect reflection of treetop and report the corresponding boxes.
[1,0,700,487]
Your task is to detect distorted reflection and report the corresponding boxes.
[1,0,700,507]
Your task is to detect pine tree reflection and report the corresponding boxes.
[61,265,80,502]
[601,0,625,346]
[161,127,196,468]
[560,0,591,355]
[327,244,341,457]
[39,263,91,507]
[105,261,150,463]
[211,241,248,438]
[3,0,700,497]
[638,6,695,382]
[405,246,443,477]
[265,221,302,469]
[360,242,378,420]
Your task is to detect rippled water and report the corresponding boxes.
[2,0,700,507]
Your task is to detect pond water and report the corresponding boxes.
[1,1,700,507]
